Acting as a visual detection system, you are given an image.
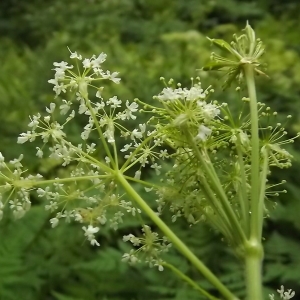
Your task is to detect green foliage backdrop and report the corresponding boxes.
[1,1,300,299]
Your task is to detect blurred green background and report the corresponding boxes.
[1,1,300,299]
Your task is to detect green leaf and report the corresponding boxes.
[207,38,241,59]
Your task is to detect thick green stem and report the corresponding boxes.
[245,240,264,300]
[243,64,260,241]
[117,172,238,300]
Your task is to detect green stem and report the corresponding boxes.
[243,64,260,241]
[244,240,264,300]
[121,133,156,172]
[117,172,238,300]
[13,174,112,188]
[123,175,161,188]
[113,142,119,170]
[258,147,269,240]
[187,133,246,245]
[243,64,263,300]
[64,140,113,173]
[236,138,249,235]
[197,173,234,241]
[162,262,221,300]
[83,94,116,169]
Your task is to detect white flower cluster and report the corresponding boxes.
[48,50,120,98]
[82,225,100,246]
[156,85,207,102]
[0,152,42,220]
[1,50,168,246]
[122,225,172,271]
[1,52,221,251]
[153,80,220,143]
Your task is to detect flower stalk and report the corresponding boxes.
[116,171,238,300]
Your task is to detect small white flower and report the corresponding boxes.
[239,131,249,146]
[68,48,82,60]
[90,239,100,246]
[198,101,220,120]
[52,83,67,96]
[46,102,56,114]
[97,215,107,225]
[96,89,103,98]
[151,163,161,175]
[107,96,122,108]
[122,251,139,264]
[82,58,92,68]
[82,225,100,246]
[131,129,143,140]
[44,116,51,123]
[156,263,164,271]
[10,154,24,168]
[0,152,4,163]
[86,143,96,154]
[83,225,99,235]
[59,100,72,115]
[157,87,181,101]
[159,149,168,159]
[13,207,26,219]
[45,201,58,212]
[78,103,88,114]
[28,114,41,129]
[196,125,212,141]
[109,71,121,84]
[17,132,32,144]
[134,170,141,180]
[185,86,206,101]
[53,61,73,71]
[124,101,138,120]
[91,53,107,68]
[36,147,43,158]
[50,217,59,228]
[120,143,132,152]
